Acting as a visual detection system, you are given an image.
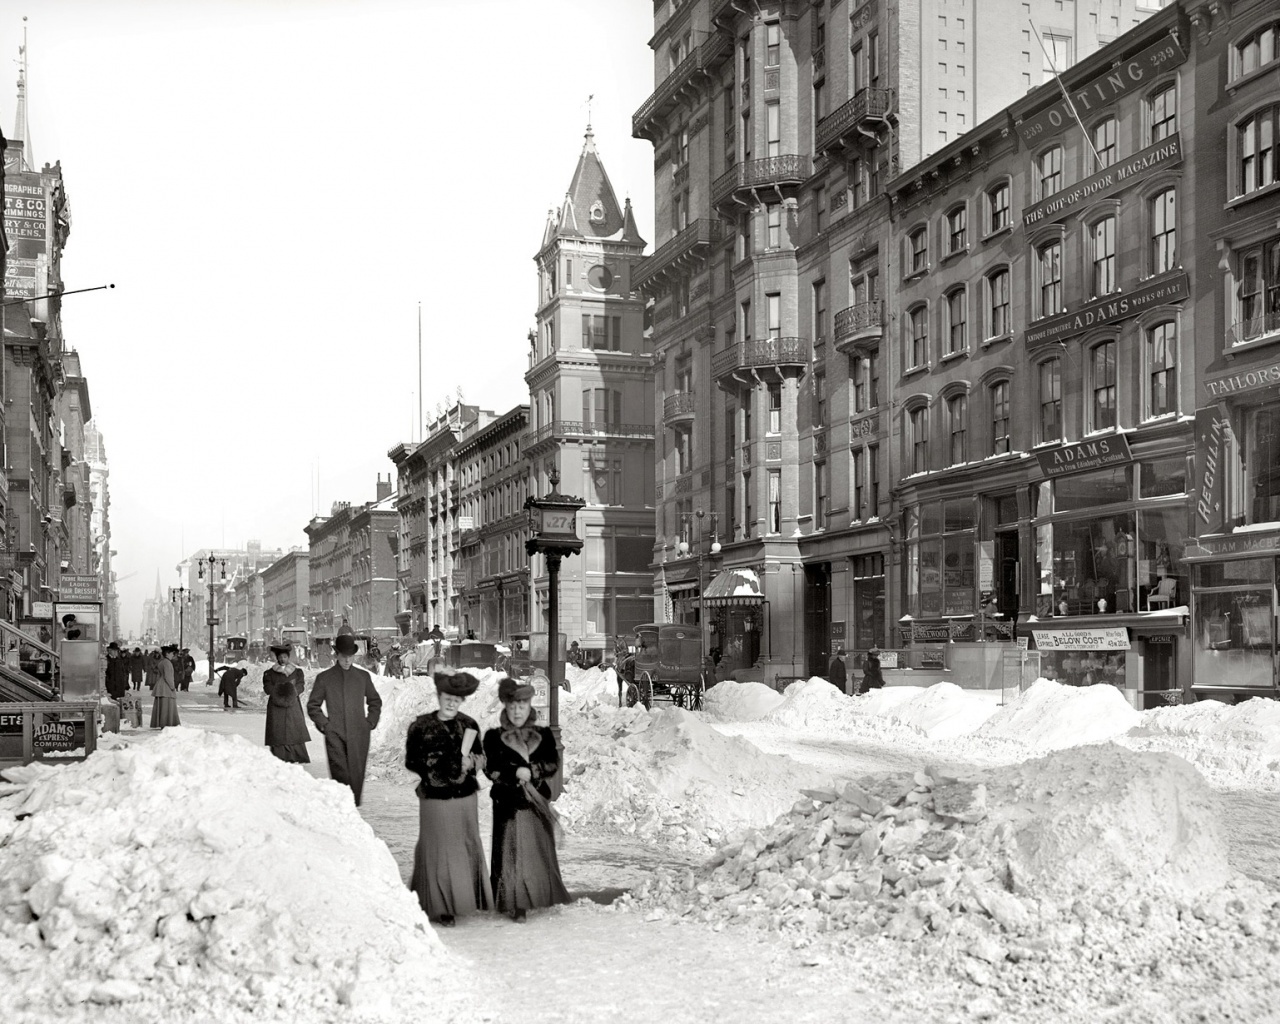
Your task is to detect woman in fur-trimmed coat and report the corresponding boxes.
[263,640,311,763]
[482,676,569,922]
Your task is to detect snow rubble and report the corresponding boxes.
[0,728,476,1024]
[622,742,1280,1021]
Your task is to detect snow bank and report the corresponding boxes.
[759,677,849,729]
[0,729,470,1023]
[701,680,786,722]
[974,678,1140,750]
[1121,697,1280,791]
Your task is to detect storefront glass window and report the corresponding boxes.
[1050,512,1136,615]
[1139,456,1186,499]
[1039,649,1127,689]
[1247,407,1280,524]
[906,501,976,617]
[919,539,942,615]
[1193,574,1273,690]
[1136,507,1187,610]
[1055,466,1130,511]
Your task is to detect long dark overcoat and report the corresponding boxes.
[307,664,383,805]
[263,666,310,746]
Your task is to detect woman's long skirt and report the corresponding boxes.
[409,794,492,920]
[149,695,180,729]
[269,743,310,763]
[490,803,570,915]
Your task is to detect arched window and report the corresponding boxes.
[986,180,1011,233]
[907,404,930,475]
[1038,146,1063,199]
[1150,188,1177,274]
[990,380,1011,455]
[907,304,929,370]
[1090,341,1118,431]
[1091,215,1117,297]
[945,287,967,355]
[986,267,1011,338]
[1149,84,1177,143]
[947,393,968,466]
[946,204,968,254]
[908,226,929,273]
[1092,116,1118,171]
[1237,104,1279,198]
[1039,358,1062,443]
[1233,18,1280,80]
[1147,321,1178,418]
[1037,241,1063,318]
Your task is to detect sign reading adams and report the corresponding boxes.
[1023,135,1182,226]
[1024,271,1189,349]
[1035,434,1132,479]
[1016,35,1186,146]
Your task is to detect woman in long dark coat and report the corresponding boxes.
[149,646,181,728]
[483,676,569,922]
[263,640,310,762]
[404,670,491,926]
[860,647,886,692]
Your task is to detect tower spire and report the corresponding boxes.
[13,17,31,171]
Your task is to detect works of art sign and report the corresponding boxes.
[1032,627,1131,651]
[1016,35,1186,146]
[1023,135,1182,227]
[1035,434,1132,478]
[1194,407,1234,535]
[1024,271,1188,348]
[1204,362,1280,400]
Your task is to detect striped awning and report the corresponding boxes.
[704,567,764,606]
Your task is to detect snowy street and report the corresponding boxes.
[5,667,1280,1024]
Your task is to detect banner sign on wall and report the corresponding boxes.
[1032,627,1130,651]
[1036,434,1132,479]
[1023,135,1182,227]
[2,172,48,259]
[1025,271,1188,348]
[1193,407,1234,536]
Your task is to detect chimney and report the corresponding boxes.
[376,473,392,502]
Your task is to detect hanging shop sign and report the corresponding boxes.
[1194,407,1234,536]
[1016,35,1185,146]
[1023,134,1182,227]
[1025,271,1189,349]
[1035,433,1132,479]
[59,575,101,601]
[1032,627,1131,651]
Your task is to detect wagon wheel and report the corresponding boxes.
[639,671,655,710]
[671,685,686,709]
[624,680,642,708]
[692,671,706,712]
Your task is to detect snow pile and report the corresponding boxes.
[759,677,850,730]
[1121,697,1280,791]
[871,683,1002,741]
[702,680,785,722]
[0,729,472,1024]
[974,678,1141,750]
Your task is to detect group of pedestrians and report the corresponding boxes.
[404,670,569,925]
[826,646,885,695]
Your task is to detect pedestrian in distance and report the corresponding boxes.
[307,633,382,805]
[385,642,404,680]
[483,676,570,922]
[104,641,130,701]
[149,645,181,728]
[827,646,847,694]
[178,648,196,691]
[214,663,248,710]
[404,669,492,927]
[860,647,886,693]
[144,649,160,690]
[129,647,145,690]
[263,640,311,763]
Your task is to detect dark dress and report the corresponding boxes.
[483,720,570,916]
[404,711,492,921]
[861,653,885,691]
[263,666,311,763]
[827,655,847,693]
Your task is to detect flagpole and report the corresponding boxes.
[417,302,423,443]
[1029,20,1103,167]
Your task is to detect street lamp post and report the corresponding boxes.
[198,555,227,689]
[524,468,585,800]
[678,510,721,690]
[169,586,191,650]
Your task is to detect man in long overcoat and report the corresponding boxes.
[104,642,130,700]
[129,647,145,690]
[307,633,383,806]
[827,647,848,694]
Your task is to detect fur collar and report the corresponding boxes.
[498,707,540,761]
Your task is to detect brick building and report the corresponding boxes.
[260,549,309,639]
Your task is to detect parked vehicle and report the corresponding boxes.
[224,636,249,663]
[628,623,706,711]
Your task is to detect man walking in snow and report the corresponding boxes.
[307,633,383,806]
[827,647,847,694]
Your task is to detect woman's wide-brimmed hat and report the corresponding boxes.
[333,634,359,656]
[433,668,479,697]
[268,639,293,654]
[498,676,535,703]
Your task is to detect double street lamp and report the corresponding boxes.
[198,555,227,686]
[169,586,191,650]
[677,510,721,673]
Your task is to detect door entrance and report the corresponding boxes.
[804,562,832,679]
[995,529,1020,622]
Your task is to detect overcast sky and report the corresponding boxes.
[8,0,656,633]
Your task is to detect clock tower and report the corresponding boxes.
[524,125,656,654]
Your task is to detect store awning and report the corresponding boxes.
[665,579,700,596]
[704,567,764,606]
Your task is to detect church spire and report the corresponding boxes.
[12,18,31,171]
[555,122,627,241]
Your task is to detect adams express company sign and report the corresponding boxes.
[1016,35,1186,147]
[1023,135,1182,227]
[1024,271,1189,349]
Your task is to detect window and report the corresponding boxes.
[991,381,1011,455]
[1149,85,1177,143]
[1147,321,1177,418]
[853,350,879,413]
[1091,341,1118,431]
[767,469,782,533]
[1238,104,1279,198]
[1234,19,1279,79]
[1039,358,1062,442]
[815,185,827,233]
[766,292,781,339]
[947,204,967,253]
[815,460,828,524]
[1038,146,1063,199]
[987,268,1011,339]
[908,305,929,369]
[723,401,736,461]
[741,299,752,342]
[813,79,826,143]
[814,371,827,427]
[853,448,865,519]
[1149,188,1176,274]
[868,31,880,86]
[909,405,929,474]
[868,444,880,512]
[742,470,752,538]
[945,288,967,355]
[906,499,976,617]
[672,190,689,235]
[908,226,928,273]
[852,42,867,92]
[766,202,782,248]
[851,157,866,208]
[740,211,753,260]
[766,101,781,157]
[1038,241,1063,317]
[582,387,623,429]
[987,181,1010,233]
[768,382,782,433]
[582,314,623,350]
[1040,32,1072,83]
[812,279,827,343]
[1091,216,1117,296]
[673,427,693,474]
[1235,237,1280,341]
[1092,117,1118,170]
[766,22,780,67]
[948,394,968,465]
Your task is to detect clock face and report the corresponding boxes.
[587,264,614,290]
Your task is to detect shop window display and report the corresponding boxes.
[1039,650,1127,689]
[1193,560,1275,691]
